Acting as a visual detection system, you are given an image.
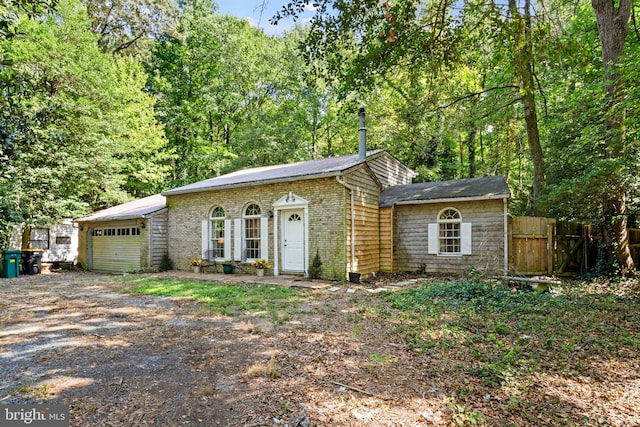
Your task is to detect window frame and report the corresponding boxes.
[209,206,226,260]
[438,208,462,255]
[243,203,262,261]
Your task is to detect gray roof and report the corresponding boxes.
[162,150,385,196]
[380,176,510,207]
[76,194,166,222]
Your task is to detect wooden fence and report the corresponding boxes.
[508,216,555,276]
[509,218,640,276]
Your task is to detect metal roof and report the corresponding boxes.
[162,150,386,196]
[76,194,166,222]
[380,176,510,207]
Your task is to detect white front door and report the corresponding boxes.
[282,209,305,272]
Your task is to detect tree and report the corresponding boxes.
[1,0,169,246]
[273,0,549,211]
[82,0,179,54]
[591,0,634,272]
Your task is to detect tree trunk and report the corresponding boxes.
[21,222,31,250]
[509,0,546,216]
[467,125,476,178]
[591,0,634,272]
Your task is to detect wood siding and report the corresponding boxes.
[343,166,380,278]
[394,199,506,274]
[367,153,415,188]
[150,210,168,269]
[379,206,395,272]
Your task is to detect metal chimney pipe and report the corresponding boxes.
[358,107,366,161]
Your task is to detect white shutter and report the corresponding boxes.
[260,216,269,261]
[224,219,232,260]
[201,220,209,258]
[428,223,439,255]
[234,218,242,261]
[461,222,472,255]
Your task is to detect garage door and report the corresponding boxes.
[92,227,141,272]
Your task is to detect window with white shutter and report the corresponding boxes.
[428,208,472,256]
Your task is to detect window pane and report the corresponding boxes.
[211,219,225,259]
[244,217,260,259]
[245,204,260,216]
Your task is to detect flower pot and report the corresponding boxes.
[193,266,200,273]
[222,264,233,274]
[256,268,264,277]
[348,272,361,284]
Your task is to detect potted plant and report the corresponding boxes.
[222,260,233,274]
[252,259,270,277]
[190,257,202,273]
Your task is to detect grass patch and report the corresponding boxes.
[119,277,303,316]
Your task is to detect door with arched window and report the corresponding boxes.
[282,209,304,272]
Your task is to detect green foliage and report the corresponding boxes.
[83,0,179,54]
[308,249,322,279]
[382,278,640,393]
[158,252,173,272]
[0,0,169,239]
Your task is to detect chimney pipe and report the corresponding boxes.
[358,107,366,161]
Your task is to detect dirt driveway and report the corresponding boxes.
[0,272,443,426]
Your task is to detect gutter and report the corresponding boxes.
[503,198,509,275]
[336,176,356,273]
[385,194,511,207]
[75,207,168,223]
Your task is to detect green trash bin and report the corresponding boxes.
[1,250,22,278]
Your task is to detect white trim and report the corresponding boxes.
[260,216,269,262]
[428,223,438,255]
[201,220,209,259]
[392,194,510,206]
[461,222,472,255]
[273,192,310,209]
[273,210,279,276]
[273,192,310,277]
[224,219,232,260]
[303,205,309,276]
[503,198,509,274]
[233,218,242,261]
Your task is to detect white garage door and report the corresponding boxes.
[92,226,141,272]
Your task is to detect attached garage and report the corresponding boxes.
[76,194,167,273]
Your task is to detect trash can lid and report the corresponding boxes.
[2,249,23,255]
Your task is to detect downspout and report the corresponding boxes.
[337,176,356,273]
[503,198,509,275]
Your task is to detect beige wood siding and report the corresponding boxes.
[379,206,395,272]
[166,177,347,279]
[150,211,168,269]
[367,152,415,188]
[395,199,505,274]
[343,166,380,278]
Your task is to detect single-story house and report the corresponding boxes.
[75,194,168,273]
[162,149,416,279]
[161,146,511,279]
